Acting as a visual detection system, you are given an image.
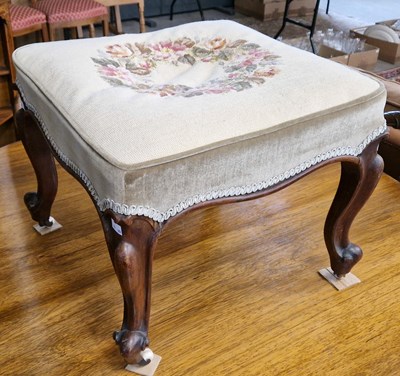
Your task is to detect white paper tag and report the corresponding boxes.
[111,218,123,235]
[125,354,162,376]
[33,216,62,235]
[318,267,361,291]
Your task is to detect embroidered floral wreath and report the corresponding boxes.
[92,37,281,97]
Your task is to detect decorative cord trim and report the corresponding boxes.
[18,80,101,206]
[17,80,387,223]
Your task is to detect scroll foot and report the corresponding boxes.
[113,329,150,364]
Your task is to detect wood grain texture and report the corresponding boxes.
[1,141,400,375]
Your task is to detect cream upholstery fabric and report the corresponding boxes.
[13,20,387,222]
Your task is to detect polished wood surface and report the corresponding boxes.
[0,0,15,134]
[1,141,400,375]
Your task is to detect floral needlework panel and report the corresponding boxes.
[92,37,281,97]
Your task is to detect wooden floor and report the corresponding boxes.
[1,141,400,376]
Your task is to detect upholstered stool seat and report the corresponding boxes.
[13,20,387,370]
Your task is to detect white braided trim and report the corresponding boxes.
[17,80,387,223]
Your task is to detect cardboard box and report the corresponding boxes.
[318,45,349,65]
[235,0,315,21]
[351,25,400,64]
[318,43,380,70]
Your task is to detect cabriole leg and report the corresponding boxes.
[15,109,58,227]
[324,139,384,278]
[100,211,161,365]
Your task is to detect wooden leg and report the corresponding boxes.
[138,3,146,33]
[99,211,161,364]
[15,109,58,227]
[103,17,109,36]
[41,23,49,42]
[49,25,57,41]
[113,5,123,34]
[77,26,84,39]
[324,138,384,277]
[88,24,96,38]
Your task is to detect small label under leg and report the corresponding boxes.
[125,354,162,376]
[33,216,62,235]
[318,267,361,291]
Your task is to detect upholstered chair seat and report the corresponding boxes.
[10,4,46,33]
[9,3,48,44]
[32,0,109,40]
[34,0,107,23]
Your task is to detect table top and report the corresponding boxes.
[96,0,142,6]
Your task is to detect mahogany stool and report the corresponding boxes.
[13,20,387,371]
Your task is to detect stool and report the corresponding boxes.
[13,20,387,369]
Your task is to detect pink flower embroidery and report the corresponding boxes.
[205,37,227,50]
[105,44,133,58]
[93,37,281,97]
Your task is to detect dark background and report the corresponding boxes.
[120,0,234,19]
